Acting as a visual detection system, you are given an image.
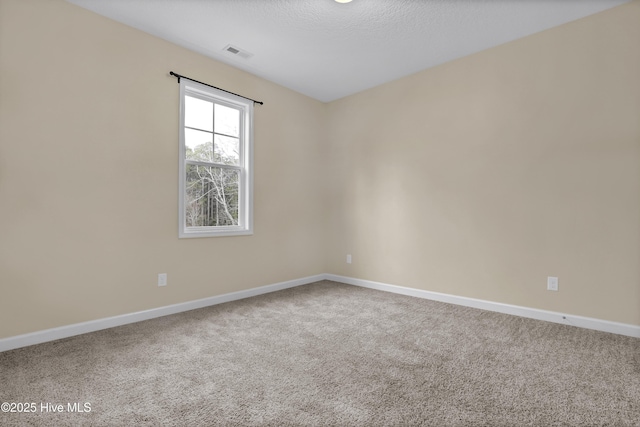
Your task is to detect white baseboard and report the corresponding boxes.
[2,272,637,353]
[0,274,325,353]
[325,274,640,339]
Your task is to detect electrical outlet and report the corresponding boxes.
[158,273,167,287]
[346,254,352,264]
[547,276,558,291]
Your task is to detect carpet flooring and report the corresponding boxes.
[1,280,639,426]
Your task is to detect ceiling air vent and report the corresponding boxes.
[223,44,253,59]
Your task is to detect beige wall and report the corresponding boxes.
[1,0,638,340]
[326,1,640,325]
[0,0,327,338]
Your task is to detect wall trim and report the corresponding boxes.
[2,272,638,352]
[325,274,640,339]
[0,274,325,353]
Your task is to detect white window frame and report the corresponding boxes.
[178,79,253,238]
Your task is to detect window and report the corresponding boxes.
[178,79,253,237]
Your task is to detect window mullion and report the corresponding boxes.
[185,125,212,133]
[214,131,238,139]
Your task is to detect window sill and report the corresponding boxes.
[179,227,253,238]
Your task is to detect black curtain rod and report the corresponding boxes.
[169,71,264,106]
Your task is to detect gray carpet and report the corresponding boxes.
[1,280,639,426]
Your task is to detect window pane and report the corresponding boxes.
[185,165,239,227]
[215,104,240,137]
[185,96,213,132]
[185,128,213,162]
[214,134,240,165]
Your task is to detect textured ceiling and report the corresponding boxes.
[65,0,629,102]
